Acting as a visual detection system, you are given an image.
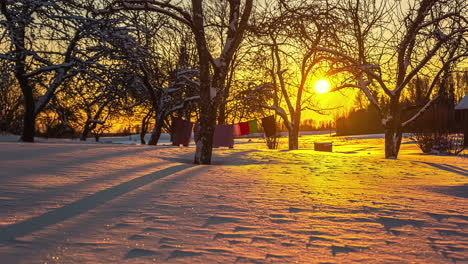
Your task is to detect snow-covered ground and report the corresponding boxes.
[0,133,466,263]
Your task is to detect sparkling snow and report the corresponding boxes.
[0,133,466,263]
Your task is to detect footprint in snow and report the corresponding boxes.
[166,250,203,260]
[309,236,333,242]
[265,253,294,260]
[142,227,165,233]
[377,216,425,230]
[128,234,146,240]
[159,244,177,249]
[109,223,132,229]
[435,229,466,236]
[269,217,295,224]
[228,240,244,245]
[159,237,177,244]
[233,226,257,232]
[204,248,232,254]
[288,207,308,213]
[269,213,288,218]
[330,245,357,256]
[251,236,276,244]
[426,212,468,222]
[203,215,241,227]
[234,256,265,263]
[213,232,246,240]
[124,248,160,259]
[281,242,296,247]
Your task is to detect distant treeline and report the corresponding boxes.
[336,108,383,136]
[336,72,468,136]
[276,119,334,132]
[336,101,466,136]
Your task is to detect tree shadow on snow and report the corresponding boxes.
[412,161,468,177]
[429,184,468,198]
[0,148,290,244]
[0,145,158,178]
[158,150,266,165]
[0,164,194,243]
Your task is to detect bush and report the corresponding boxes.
[411,132,465,155]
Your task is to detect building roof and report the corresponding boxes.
[455,93,468,110]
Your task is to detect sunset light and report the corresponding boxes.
[314,79,331,94]
[0,1,466,263]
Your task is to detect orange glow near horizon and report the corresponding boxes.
[314,79,331,94]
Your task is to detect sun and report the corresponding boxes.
[314,79,331,94]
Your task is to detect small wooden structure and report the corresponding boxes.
[455,93,468,147]
[314,142,333,152]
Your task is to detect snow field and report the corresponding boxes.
[0,134,466,263]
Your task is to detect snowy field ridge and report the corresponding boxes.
[0,133,466,263]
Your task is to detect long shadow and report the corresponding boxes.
[0,146,158,180]
[0,164,194,243]
[430,184,468,198]
[441,163,468,173]
[0,149,274,243]
[413,161,468,177]
[157,150,264,165]
[0,142,131,162]
[2,160,176,210]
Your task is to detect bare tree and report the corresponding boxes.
[0,0,140,142]
[108,0,253,164]
[123,14,200,146]
[319,0,467,158]
[72,76,124,141]
[127,64,200,146]
[243,0,334,150]
[0,59,22,133]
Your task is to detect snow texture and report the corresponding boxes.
[0,133,466,263]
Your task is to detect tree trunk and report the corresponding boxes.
[384,105,403,158]
[194,103,216,164]
[140,111,152,145]
[80,101,108,141]
[14,26,35,142]
[288,114,300,150]
[80,121,91,141]
[20,85,35,142]
[217,102,227,125]
[148,114,165,145]
[288,120,299,150]
[288,129,299,150]
[384,96,403,158]
[384,125,403,159]
[190,0,252,164]
[192,0,215,165]
[140,129,146,145]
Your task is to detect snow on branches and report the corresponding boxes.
[0,0,146,141]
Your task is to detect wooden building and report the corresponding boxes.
[455,93,468,147]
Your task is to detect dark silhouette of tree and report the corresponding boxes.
[242,0,336,149]
[318,0,467,158]
[0,0,138,142]
[108,0,253,164]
